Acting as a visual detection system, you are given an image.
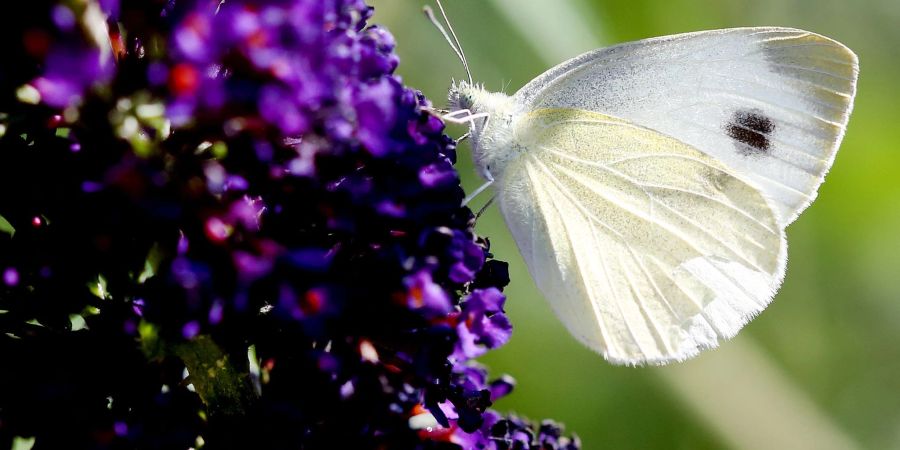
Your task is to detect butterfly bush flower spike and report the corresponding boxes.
[0,0,579,448]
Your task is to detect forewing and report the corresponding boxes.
[514,27,858,225]
[498,108,786,365]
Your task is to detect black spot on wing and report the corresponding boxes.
[725,109,775,155]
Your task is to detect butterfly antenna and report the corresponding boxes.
[423,6,463,63]
[436,0,473,85]
[424,1,473,85]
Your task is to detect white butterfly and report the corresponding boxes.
[427,4,858,365]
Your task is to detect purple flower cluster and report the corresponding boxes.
[0,0,580,448]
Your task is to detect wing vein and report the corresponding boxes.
[527,163,621,353]
[532,154,772,313]
[533,163,629,357]
[542,147,777,232]
[615,241,672,355]
[766,62,856,82]
[536,154,767,275]
[707,72,849,113]
[651,198,771,275]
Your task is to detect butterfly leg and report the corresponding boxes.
[474,195,497,222]
[442,109,473,119]
[442,110,490,133]
[462,171,494,207]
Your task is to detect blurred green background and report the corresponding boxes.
[371,0,900,448]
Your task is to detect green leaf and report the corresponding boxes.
[89,274,110,299]
[137,243,163,283]
[12,436,36,450]
[0,214,15,237]
[138,320,163,359]
[174,335,256,418]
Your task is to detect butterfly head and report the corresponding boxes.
[447,81,521,180]
[447,80,482,113]
[448,80,519,122]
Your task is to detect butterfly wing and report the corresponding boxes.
[514,27,858,225]
[498,108,785,364]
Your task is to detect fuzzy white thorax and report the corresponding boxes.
[448,81,523,181]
